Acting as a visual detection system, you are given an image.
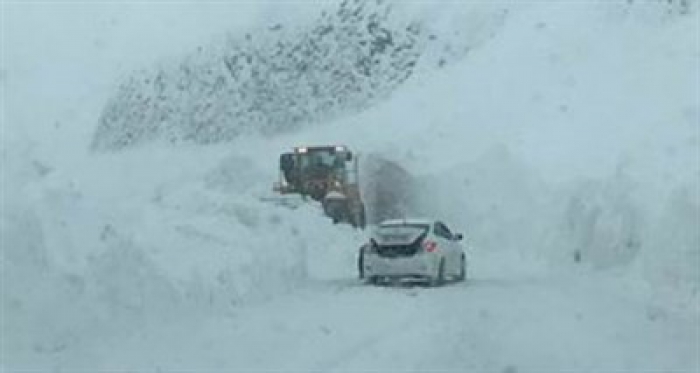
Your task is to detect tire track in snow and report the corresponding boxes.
[311,312,420,372]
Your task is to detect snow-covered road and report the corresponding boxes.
[93,251,697,372]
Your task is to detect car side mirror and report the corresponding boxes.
[453,233,463,241]
[346,151,353,161]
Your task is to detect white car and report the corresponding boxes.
[358,218,467,286]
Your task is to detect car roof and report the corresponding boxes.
[379,218,434,227]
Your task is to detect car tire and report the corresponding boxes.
[358,204,367,229]
[456,255,466,282]
[430,259,446,287]
[367,276,379,285]
[358,251,365,280]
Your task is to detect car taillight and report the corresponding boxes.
[423,240,437,253]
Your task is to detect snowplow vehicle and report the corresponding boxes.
[273,145,366,228]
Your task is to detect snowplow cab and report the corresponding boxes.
[274,145,365,228]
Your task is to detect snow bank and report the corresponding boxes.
[2,143,364,368]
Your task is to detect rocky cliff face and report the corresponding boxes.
[92,0,426,151]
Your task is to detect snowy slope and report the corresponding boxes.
[2,0,698,371]
[90,1,514,151]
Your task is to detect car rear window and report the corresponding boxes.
[375,224,429,245]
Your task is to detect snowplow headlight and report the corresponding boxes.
[335,146,345,152]
[297,147,308,153]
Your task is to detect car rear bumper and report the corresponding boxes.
[363,253,438,278]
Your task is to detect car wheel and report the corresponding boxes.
[456,255,466,282]
[430,259,446,287]
[358,251,364,280]
[359,204,366,229]
[367,276,379,285]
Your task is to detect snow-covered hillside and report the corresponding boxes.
[90,0,517,151]
[2,0,698,371]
